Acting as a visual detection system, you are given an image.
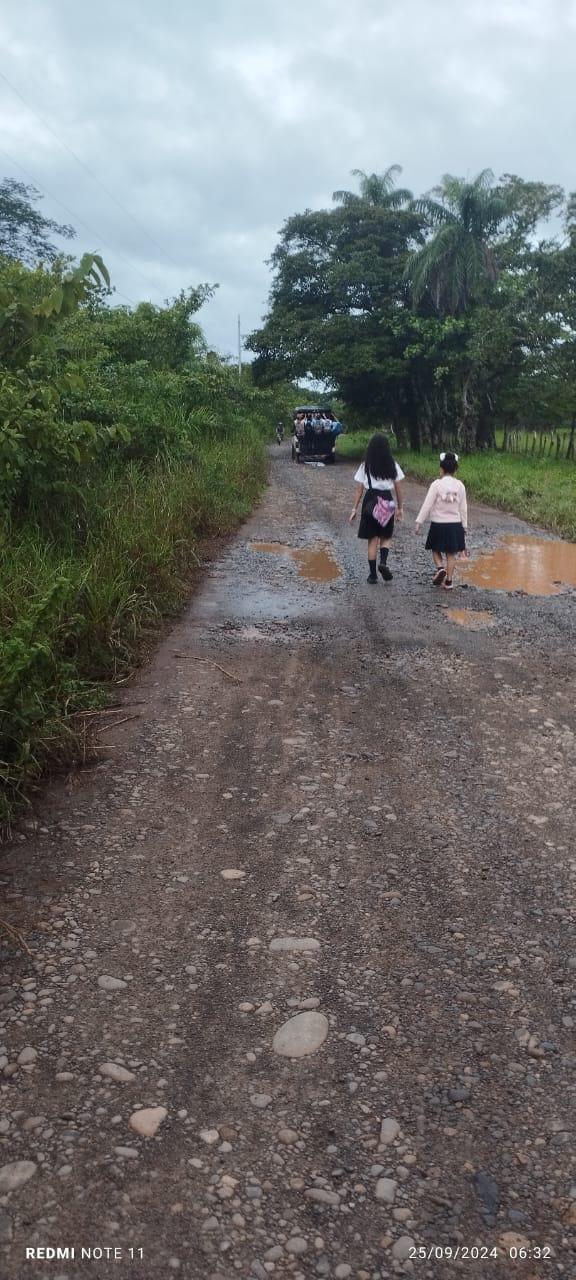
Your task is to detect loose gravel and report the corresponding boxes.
[0,450,575,1279]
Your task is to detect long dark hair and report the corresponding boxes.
[364,432,397,481]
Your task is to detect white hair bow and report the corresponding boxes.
[440,451,459,463]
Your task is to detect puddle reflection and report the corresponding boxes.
[251,541,342,583]
[460,536,576,596]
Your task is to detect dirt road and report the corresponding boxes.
[1,450,575,1280]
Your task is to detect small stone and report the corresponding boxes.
[250,1094,273,1109]
[265,1245,284,1261]
[474,1170,500,1214]
[286,1237,308,1256]
[272,1012,329,1058]
[375,1177,397,1204]
[0,1161,37,1194]
[17,1047,38,1066]
[305,1188,340,1206]
[114,1147,139,1159]
[199,1129,220,1145]
[100,1062,136,1083]
[239,1003,255,1012]
[0,1210,13,1242]
[129,1107,167,1138]
[335,1266,352,1279]
[449,1086,471,1103]
[22,1116,45,1136]
[379,1118,400,1146]
[269,937,320,953]
[278,1128,299,1145]
[202,1217,220,1233]
[499,1232,530,1252]
[220,869,246,880]
[392,1237,415,1261]
[97,975,127,991]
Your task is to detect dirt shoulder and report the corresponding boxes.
[1,452,575,1280]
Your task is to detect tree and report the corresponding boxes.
[248,170,423,434]
[333,165,413,210]
[0,178,75,265]
[250,164,576,454]
[407,170,511,315]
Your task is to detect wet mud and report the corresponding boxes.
[446,607,496,630]
[250,540,342,582]
[461,534,576,595]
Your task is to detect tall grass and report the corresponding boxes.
[337,435,576,541]
[0,425,267,831]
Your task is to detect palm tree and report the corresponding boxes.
[407,170,511,314]
[333,165,413,210]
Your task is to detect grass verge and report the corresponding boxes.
[0,427,266,832]
[337,434,576,541]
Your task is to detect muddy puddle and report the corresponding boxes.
[461,535,576,596]
[250,541,342,583]
[447,608,496,630]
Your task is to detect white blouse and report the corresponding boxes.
[354,461,405,492]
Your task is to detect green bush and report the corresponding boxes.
[0,254,293,828]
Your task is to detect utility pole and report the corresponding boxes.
[237,314,242,381]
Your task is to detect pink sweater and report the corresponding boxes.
[416,476,468,529]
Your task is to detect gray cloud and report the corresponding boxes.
[1,0,575,351]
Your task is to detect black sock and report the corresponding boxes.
[368,558,377,577]
[379,547,389,564]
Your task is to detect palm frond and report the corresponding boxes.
[334,165,408,208]
[386,187,414,208]
[332,189,361,206]
[410,196,455,227]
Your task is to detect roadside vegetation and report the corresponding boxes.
[0,183,292,829]
[337,435,576,540]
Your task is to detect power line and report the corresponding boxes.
[0,145,160,302]
[0,66,183,271]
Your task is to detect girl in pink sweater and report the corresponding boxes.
[414,452,468,590]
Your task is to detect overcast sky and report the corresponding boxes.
[1,0,575,354]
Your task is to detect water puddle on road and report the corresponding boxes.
[447,608,496,630]
[250,541,342,583]
[460,535,576,596]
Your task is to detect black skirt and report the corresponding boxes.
[425,521,466,553]
[358,490,395,541]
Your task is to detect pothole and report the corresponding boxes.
[250,541,342,583]
[460,536,576,595]
[447,608,496,630]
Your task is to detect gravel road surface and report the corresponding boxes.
[1,450,575,1280]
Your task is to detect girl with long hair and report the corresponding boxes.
[349,433,405,583]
